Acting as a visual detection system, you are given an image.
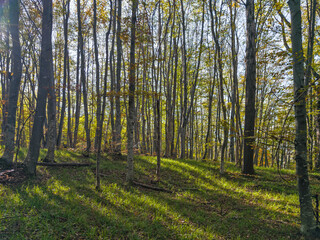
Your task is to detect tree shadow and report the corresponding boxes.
[1,153,309,239]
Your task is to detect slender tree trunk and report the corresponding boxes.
[202,67,215,160]
[24,0,54,175]
[180,0,187,159]
[126,0,138,183]
[67,47,72,147]
[180,0,204,159]
[109,0,117,152]
[242,0,256,175]
[305,0,316,170]
[44,64,56,163]
[115,0,122,154]
[165,4,175,158]
[93,0,101,151]
[156,98,161,179]
[229,1,238,163]
[288,0,318,236]
[96,0,113,190]
[171,36,178,157]
[77,0,91,154]
[1,28,10,142]
[140,45,147,153]
[0,0,22,168]
[316,93,320,168]
[73,41,81,148]
[209,0,228,174]
[57,0,69,148]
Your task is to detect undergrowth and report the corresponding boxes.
[1,149,320,239]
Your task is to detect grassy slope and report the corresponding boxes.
[1,149,320,239]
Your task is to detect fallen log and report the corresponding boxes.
[37,162,93,167]
[132,181,173,193]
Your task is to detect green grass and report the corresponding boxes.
[1,149,320,239]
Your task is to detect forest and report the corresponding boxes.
[0,0,320,239]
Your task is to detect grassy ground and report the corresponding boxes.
[1,149,320,239]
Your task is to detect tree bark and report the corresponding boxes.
[179,0,187,159]
[93,0,101,151]
[24,0,54,175]
[229,1,239,164]
[288,0,318,236]
[77,0,91,154]
[43,60,56,163]
[126,0,138,183]
[115,0,122,154]
[0,0,22,168]
[242,0,256,175]
[96,0,113,190]
[73,40,81,148]
[57,0,70,148]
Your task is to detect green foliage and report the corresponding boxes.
[1,150,318,239]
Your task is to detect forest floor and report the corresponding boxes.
[1,149,320,239]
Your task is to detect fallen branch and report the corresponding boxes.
[37,162,93,167]
[0,169,15,176]
[132,181,173,193]
[180,187,200,191]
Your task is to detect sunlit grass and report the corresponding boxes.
[1,150,320,239]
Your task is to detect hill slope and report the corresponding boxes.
[1,150,320,239]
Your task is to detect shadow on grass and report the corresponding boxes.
[0,151,310,239]
[2,170,177,239]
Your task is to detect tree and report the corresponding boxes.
[24,0,54,175]
[209,0,228,174]
[93,0,101,151]
[242,0,256,175]
[0,0,22,168]
[288,0,319,237]
[126,0,139,183]
[56,0,70,148]
[96,0,113,190]
[228,0,240,164]
[115,0,122,154]
[77,0,91,154]
[43,55,56,163]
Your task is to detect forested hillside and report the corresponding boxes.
[0,0,320,238]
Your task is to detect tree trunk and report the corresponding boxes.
[44,76,56,162]
[109,0,117,152]
[115,0,122,154]
[229,1,238,164]
[1,28,10,143]
[179,0,187,159]
[96,0,113,190]
[93,0,101,151]
[77,0,91,154]
[202,58,215,160]
[24,0,53,175]
[305,0,316,170]
[126,0,138,183]
[171,37,178,157]
[0,0,22,168]
[242,0,256,175]
[209,0,228,174]
[56,0,69,148]
[73,40,81,148]
[288,0,318,236]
